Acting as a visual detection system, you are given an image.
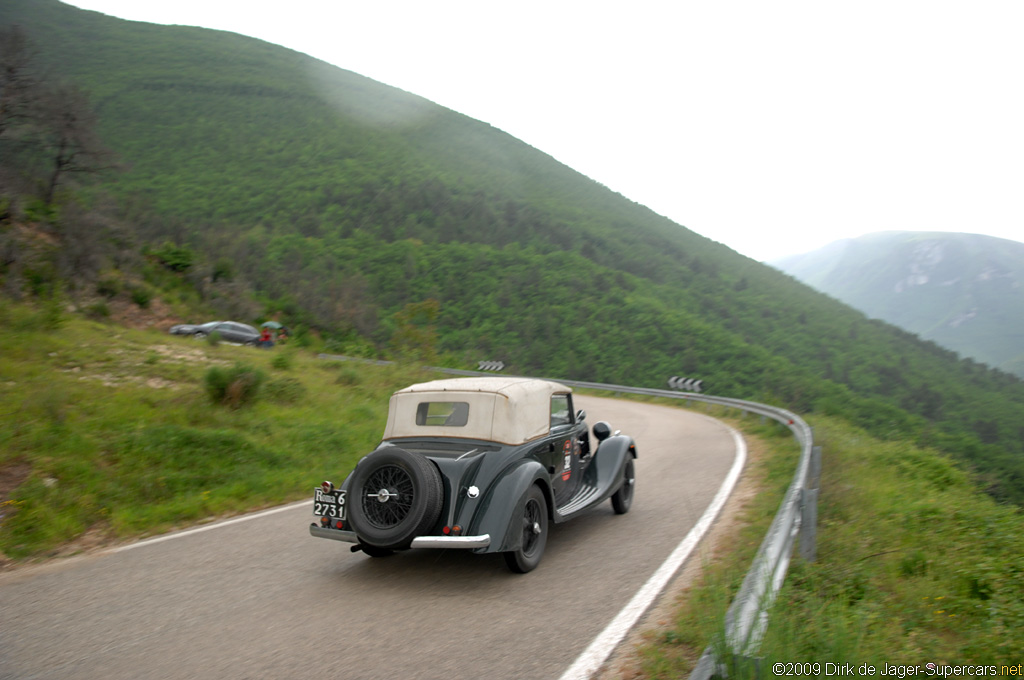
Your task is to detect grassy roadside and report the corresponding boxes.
[631,415,1024,677]
[0,302,426,562]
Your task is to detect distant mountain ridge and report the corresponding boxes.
[773,231,1024,377]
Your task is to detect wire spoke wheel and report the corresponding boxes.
[347,447,443,551]
[362,464,415,529]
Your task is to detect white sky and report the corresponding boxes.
[62,1,1024,261]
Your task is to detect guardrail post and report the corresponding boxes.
[799,446,821,562]
[809,445,822,489]
[799,488,818,562]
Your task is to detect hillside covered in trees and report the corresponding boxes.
[2,0,1024,504]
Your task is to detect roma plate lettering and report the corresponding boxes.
[313,489,347,520]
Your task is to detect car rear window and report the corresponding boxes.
[415,401,470,427]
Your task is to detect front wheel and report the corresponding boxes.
[610,458,635,515]
[503,485,548,574]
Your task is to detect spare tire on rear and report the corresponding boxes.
[346,446,443,550]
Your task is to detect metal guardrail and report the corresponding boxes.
[318,355,819,676]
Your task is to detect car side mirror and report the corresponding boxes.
[575,409,586,423]
[592,421,612,442]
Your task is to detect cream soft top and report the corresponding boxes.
[381,377,571,445]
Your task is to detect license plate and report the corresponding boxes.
[313,488,346,520]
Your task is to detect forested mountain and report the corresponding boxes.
[3,0,1024,504]
[772,232,1024,379]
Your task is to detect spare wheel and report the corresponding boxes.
[347,447,443,550]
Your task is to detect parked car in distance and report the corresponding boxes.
[310,376,638,573]
[169,320,260,345]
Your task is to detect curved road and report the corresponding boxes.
[0,395,741,680]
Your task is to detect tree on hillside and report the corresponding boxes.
[0,26,118,206]
[36,82,119,205]
[1,26,128,299]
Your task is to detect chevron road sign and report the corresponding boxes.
[477,360,506,372]
[667,376,703,392]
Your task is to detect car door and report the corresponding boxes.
[549,393,583,507]
[221,322,251,344]
[214,323,234,342]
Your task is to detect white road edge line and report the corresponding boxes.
[558,424,747,680]
[108,499,313,553]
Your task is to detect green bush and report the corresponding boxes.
[38,295,64,330]
[271,352,293,371]
[6,299,64,331]
[211,258,234,282]
[23,263,59,298]
[85,302,110,319]
[96,277,120,298]
[203,363,265,409]
[129,286,152,308]
[23,198,56,223]
[149,241,195,273]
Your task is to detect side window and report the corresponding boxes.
[550,394,571,428]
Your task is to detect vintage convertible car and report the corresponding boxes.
[309,376,637,572]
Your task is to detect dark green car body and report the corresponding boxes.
[310,377,637,572]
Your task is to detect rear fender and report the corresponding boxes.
[469,460,550,554]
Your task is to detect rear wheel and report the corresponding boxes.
[610,458,635,515]
[503,485,548,573]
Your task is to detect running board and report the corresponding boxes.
[555,482,603,518]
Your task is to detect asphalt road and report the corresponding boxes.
[0,395,742,680]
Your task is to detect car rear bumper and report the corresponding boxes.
[309,524,357,542]
[410,534,491,549]
[309,524,490,549]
